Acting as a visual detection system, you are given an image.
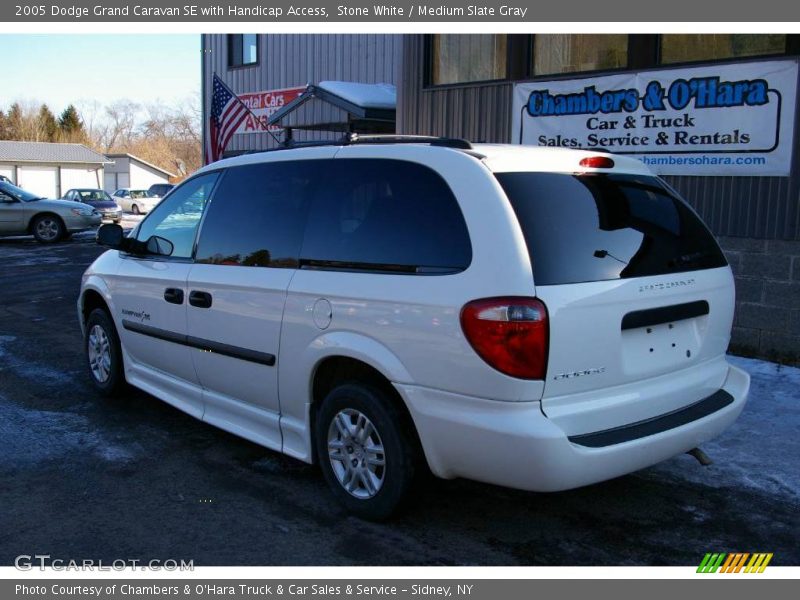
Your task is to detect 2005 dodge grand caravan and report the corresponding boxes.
[78,136,750,519]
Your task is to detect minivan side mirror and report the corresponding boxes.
[145,235,174,257]
[97,224,174,257]
[96,223,125,248]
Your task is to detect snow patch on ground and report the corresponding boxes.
[0,334,76,386]
[0,392,137,468]
[649,355,800,500]
[0,247,70,266]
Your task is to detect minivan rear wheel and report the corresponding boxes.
[316,383,417,520]
[131,204,140,215]
[85,308,126,397]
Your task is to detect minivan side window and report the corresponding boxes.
[300,159,471,273]
[135,173,219,259]
[195,161,319,268]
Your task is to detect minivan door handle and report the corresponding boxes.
[164,288,184,305]
[189,290,213,309]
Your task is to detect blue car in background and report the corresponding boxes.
[62,189,122,223]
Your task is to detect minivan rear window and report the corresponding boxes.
[495,172,727,285]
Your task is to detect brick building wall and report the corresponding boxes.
[723,237,800,365]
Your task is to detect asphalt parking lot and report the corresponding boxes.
[1,231,798,566]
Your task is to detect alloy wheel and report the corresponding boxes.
[35,217,60,241]
[87,324,112,383]
[327,408,386,499]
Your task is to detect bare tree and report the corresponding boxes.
[76,99,107,147]
[5,101,50,141]
[102,100,141,152]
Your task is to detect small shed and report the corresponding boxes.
[0,141,110,199]
[104,153,176,193]
[267,81,397,140]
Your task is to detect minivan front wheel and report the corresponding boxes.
[316,383,417,520]
[85,308,125,397]
[131,204,140,215]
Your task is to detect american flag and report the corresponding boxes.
[205,74,250,164]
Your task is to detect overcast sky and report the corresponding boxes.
[0,34,200,113]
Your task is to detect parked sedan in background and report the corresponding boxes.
[147,183,175,198]
[0,180,101,243]
[63,189,122,223]
[111,188,160,215]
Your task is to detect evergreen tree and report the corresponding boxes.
[58,104,85,140]
[6,103,24,139]
[38,104,58,141]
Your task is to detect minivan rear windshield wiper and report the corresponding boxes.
[593,249,628,265]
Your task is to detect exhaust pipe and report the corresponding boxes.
[687,447,713,466]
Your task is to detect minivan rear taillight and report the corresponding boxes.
[579,156,615,169]
[460,297,549,380]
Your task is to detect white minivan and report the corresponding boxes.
[79,136,750,519]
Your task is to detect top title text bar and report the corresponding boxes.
[2,1,800,22]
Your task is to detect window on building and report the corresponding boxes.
[228,34,258,67]
[660,34,786,64]
[195,161,319,268]
[301,159,472,273]
[533,34,628,76]
[430,34,508,85]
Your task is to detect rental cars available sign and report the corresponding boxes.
[233,86,306,134]
[512,60,798,176]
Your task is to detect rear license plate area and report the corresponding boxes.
[621,318,702,377]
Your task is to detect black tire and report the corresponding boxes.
[316,383,418,520]
[84,308,126,397]
[31,214,65,243]
[131,204,140,215]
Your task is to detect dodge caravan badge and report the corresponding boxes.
[553,367,606,381]
[639,278,695,293]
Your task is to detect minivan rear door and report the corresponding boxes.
[495,171,735,433]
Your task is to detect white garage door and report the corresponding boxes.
[0,165,13,183]
[103,172,117,193]
[61,167,102,193]
[17,166,58,199]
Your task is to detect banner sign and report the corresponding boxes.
[234,86,306,135]
[512,60,798,176]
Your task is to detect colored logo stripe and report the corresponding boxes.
[697,553,773,573]
[697,553,726,573]
[745,553,773,573]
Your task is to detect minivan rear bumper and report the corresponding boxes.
[397,361,749,492]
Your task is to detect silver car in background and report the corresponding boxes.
[111,188,160,215]
[0,181,101,243]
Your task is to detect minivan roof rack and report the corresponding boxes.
[342,133,474,150]
[236,134,474,158]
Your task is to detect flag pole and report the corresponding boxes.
[214,72,283,147]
